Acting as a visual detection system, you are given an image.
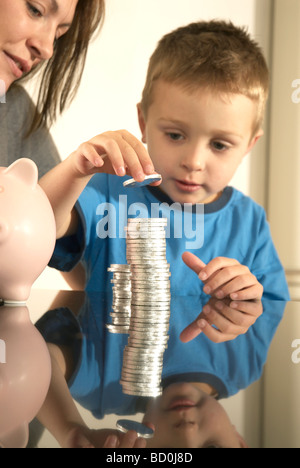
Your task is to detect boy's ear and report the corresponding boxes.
[137,103,147,143]
[246,128,264,154]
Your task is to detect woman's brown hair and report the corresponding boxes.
[23,0,105,134]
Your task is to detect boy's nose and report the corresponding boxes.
[180,147,206,172]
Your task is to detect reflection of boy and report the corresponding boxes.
[142,382,248,449]
[36,292,287,448]
[40,21,289,344]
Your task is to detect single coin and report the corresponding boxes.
[123,174,162,188]
[116,419,154,438]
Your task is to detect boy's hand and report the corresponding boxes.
[181,252,263,343]
[62,426,147,448]
[180,297,263,343]
[103,430,147,449]
[182,252,263,301]
[72,130,160,183]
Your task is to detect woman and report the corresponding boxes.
[0,0,105,174]
[0,0,105,290]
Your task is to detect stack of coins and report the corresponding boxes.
[106,264,132,334]
[120,218,171,397]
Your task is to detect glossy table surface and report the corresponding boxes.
[1,289,299,448]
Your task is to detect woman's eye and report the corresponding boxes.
[27,2,43,17]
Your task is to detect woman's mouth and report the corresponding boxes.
[175,179,202,193]
[3,52,29,79]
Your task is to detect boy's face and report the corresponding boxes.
[138,81,262,205]
[142,382,247,448]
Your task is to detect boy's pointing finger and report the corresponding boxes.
[182,252,206,276]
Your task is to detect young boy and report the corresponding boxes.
[40,20,289,344]
[35,20,290,449]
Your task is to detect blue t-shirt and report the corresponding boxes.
[50,174,290,301]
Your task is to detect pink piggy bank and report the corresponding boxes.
[0,303,51,448]
[0,158,56,303]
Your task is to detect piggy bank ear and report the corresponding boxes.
[4,158,38,189]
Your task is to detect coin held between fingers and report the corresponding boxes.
[123,174,162,188]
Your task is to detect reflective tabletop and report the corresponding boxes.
[0,289,299,448]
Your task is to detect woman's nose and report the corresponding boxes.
[27,30,55,62]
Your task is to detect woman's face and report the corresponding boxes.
[0,0,78,92]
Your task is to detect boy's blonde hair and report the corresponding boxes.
[140,21,269,133]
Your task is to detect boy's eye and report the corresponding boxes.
[167,132,184,141]
[212,141,228,152]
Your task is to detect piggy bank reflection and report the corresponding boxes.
[0,158,56,303]
[0,303,51,448]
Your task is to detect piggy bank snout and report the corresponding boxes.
[0,219,10,243]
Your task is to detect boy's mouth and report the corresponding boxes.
[175,179,202,193]
[167,399,197,412]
